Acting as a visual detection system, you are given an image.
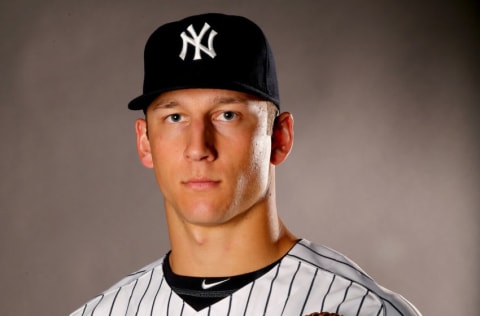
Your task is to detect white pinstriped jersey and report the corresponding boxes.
[70,239,421,316]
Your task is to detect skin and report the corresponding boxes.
[135,88,297,277]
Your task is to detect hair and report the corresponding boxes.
[265,101,279,136]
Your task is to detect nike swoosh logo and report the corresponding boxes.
[201,278,230,290]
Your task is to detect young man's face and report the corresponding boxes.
[136,88,279,227]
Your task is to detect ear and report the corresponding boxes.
[270,112,294,165]
[135,118,154,168]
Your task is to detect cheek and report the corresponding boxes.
[150,132,185,160]
[238,135,272,186]
[149,140,182,183]
[254,137,273,182]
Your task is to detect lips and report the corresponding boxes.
[182,178,221,190]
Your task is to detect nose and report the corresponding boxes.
[184,118,217,161]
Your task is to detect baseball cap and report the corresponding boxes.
[127,13,280,111]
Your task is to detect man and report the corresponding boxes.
[71,13,421,315]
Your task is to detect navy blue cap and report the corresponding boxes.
[128,13,280,111]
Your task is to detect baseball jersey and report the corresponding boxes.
[70,239,421,316]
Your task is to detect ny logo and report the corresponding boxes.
[179,23,218,61]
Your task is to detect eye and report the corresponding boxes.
[166,113,184,123]
[217,111,238,121]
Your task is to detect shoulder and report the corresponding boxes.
[69,256,166,316]
[288,239,371,281]
[285,239,421,316]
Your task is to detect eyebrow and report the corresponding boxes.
[149,93,260,112]
[151,96,250,109]
[212,96,250,105]
[150,100,179,111]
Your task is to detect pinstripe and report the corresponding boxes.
[385,298,406,316]
[262,262,281,315]
[150,277,164,315]
[108,288,121,316]
[355,289,369,316]
[126,279,139,314]
[320,274,336,311]
[280,261,301,315]
[376,304,385,316]
[300,267,318,315]
[226,293,232,315]
[80,303,87,316]
[166,288,173,316]
[135,270,154,316]
[91,294,104,315]
[179,301,185,316]
[335,281,352,314]
[242,280,255,316]
[128,270,147,277]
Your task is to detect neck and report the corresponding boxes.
[165,191,297,277]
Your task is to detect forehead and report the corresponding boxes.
[147,88,267,111]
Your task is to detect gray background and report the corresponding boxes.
[1,1,478,315]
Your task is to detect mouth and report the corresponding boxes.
[182,178,221,191]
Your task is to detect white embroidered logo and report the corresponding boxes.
[179,22,218,61]
[201,278,230,290]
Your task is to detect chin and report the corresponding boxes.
[180,204,234,226]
